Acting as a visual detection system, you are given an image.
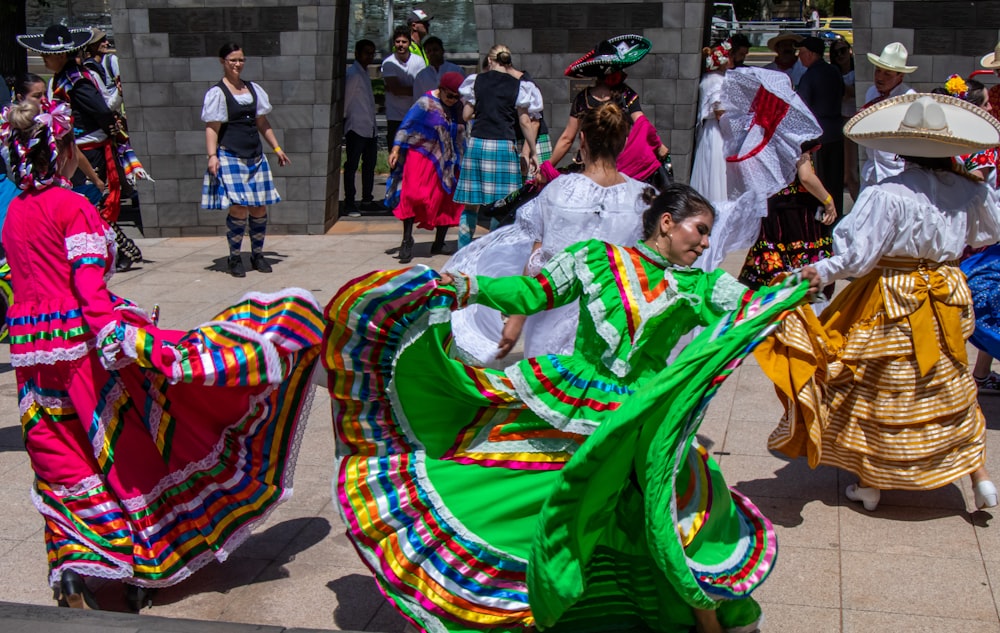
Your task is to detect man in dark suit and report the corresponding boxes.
[795,36,846,216]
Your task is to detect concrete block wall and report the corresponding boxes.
[852,1,1000,106]
[110,0,347,237]
[472,0,706,184]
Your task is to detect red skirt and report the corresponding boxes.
[392,152,463,229]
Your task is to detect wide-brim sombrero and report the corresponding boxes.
[766,32,803,52]
[845,92,1000,158]
[982,42,1000,69]
[565,35,652,78]
[17,25,93,55]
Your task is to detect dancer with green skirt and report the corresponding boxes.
[324,184,814,632]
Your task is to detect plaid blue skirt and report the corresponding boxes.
[201,148,281,210]
[454,138,522,206]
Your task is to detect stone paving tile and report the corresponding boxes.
[754,497,841,550]
[841,550,996,621]
[841,609,1000,633]
[838,503,982,560]
[756,602,842,633]
[724,453,841,504]
[751,546,841,610]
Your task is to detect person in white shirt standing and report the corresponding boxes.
[858,42,917,190]
[412,37,465,101]
[381,25,426,156]
[763,32,807,88]
[343,39,378,217]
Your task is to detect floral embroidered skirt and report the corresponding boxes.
[738,192,832,289]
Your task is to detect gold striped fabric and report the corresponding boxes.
[756,260,986,490]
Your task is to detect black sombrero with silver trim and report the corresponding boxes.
[17,25,94,55]
[564,35,652,78]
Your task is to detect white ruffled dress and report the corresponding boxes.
[445,173,650,363]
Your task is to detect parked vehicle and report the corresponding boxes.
[711,2,740,41]
[819,16,853,44]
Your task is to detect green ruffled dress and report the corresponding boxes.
[324,239,808,632]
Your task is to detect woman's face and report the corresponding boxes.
[659,209,713,267]
[42,53,68,73]
[220,50,246,78]
[19,81,46,106]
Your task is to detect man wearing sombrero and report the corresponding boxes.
[858,42,917,189]
[763,32,806,88]
[15,24,144,271]
[758,92,1000,513]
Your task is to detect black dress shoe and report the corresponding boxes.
[250,253,273,273]
[227,255,246,278]
[59,569,99,610]
[398,237,414,264]
[125,584,156,612]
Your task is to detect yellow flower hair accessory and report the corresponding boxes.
[945,74,969,100]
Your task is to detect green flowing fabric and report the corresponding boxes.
[529,280,809,629]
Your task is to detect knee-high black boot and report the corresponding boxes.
[112,223,142,272]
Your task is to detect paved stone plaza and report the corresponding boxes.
[1,218,1000,632]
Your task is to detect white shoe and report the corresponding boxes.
[975,480,998,509]
[845,484,880,511]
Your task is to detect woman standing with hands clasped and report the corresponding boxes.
[202,42,290,278]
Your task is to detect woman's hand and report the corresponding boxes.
[275,149,291,167]
[208,154,220,176]
[800,265,822,295]
[438,272,454,286]
[820,200,837,225]
[496,315,526,360]
[388,147,400,170]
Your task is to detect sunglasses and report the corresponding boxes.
[440,90,460,100]
[831,48,850,55]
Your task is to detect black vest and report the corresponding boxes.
[217,81,262,158]
[471,72,520,140]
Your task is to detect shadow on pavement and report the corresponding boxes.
[0,423,23,451]
[204,251,288,274]
[92,517,333,611]
[328,573,401,631]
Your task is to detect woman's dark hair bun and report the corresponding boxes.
[218,42,242,59]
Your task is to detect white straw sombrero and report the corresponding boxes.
[844,92,1000,158]
[866,42,918,73]
[982,41,1000,69]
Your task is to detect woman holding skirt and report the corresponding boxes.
[757,93,1000,512]
[1,98,322,611]
[325,184,812,632]
[386,71,466,263]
